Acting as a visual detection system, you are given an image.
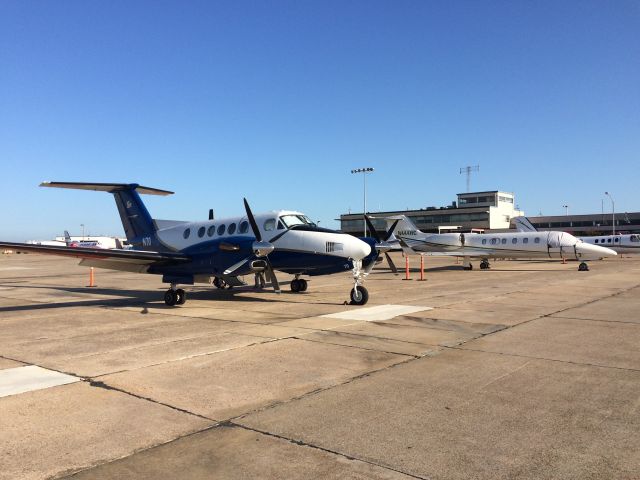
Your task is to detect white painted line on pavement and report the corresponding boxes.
[321,304,432,322]
[0,365,80,398]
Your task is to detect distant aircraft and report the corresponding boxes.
[0,182,373,306]
[63,230,123,249]
[513,216,640,255]
[383,215,616,271]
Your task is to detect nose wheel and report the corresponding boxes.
[578,262,589,271]
[350,286,369,305]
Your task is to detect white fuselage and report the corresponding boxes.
[580,234,640,254]
[154,210,371,261]
[388,215,616,261]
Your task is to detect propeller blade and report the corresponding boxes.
[364,215,382,242]
[385,252,399,275]
[384,220,400,241]
[243,198,262,242]
[223,257,250,275]
[264,257,281,293]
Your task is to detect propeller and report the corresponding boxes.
[243,198,281,293]
[364,215,399,275]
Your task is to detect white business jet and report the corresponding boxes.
[384,215,616,271]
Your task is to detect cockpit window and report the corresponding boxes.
[279,214,316,229]
[264,218,276,231]
[631,235,640,243]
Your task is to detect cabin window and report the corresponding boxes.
[631,235,640,243]
[198,226,205,238]
[595,239,598,243]
[534,237,540,244]
[501,238,507,244]
[491,238,497,245]
[239,221,249,234]
[183,228,191,239]
[217,224,226,236]
[523,238,529,244]
[208,225,215,237]
[482,239,487,245]
[228,223,236,235]
[615,237,619,243]
[607,238,612,243]
[512,238,517,244]
[264,219,276,231]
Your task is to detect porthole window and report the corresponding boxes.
[217,224,226,236]
[198,226,205,238]
[183,228,191,239]
[523,238,529,244]
[264,218,276,231]
[239,221,249,234]
[482,239,487,245]
[228,223,236,235]
[595,239,599,243]
[615,238,619,243]
[512,238,517,244]
[607,238,612,243]
[208,225,215,237]
[491,238,497,245]
[501,238,507,244]
[534,237,540,244]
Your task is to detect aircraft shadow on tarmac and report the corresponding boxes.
[0,282,340,313]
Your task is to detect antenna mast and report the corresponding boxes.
[459,165,479,192]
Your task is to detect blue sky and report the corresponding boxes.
[1,1,638,241]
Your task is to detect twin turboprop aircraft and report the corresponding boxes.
[379,215,617,271]
[0,182,374,306]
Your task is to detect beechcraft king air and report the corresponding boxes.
[0,182,373,306]
[382,215,616,271]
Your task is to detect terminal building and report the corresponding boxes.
[340,190,525,234]
[340,189,640,237]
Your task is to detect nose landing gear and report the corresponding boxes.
[350,259,370,305]
[578,262,589,271]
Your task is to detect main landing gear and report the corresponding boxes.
[350,259,369,305]
[213,277,229,289]
[290,275,308,293]
[578,262,589,271]
[480,259,491,270]
[164,284,186,306]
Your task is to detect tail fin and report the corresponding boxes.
[63,230,71,245]
[513,216,537,232]
[385,215,422,236]
[40,182,173,247]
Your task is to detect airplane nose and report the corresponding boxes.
[350,237,371,260]
[577,242,617,259]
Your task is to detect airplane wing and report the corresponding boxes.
[0,242,190,273]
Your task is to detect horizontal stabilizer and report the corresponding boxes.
[40,182,173,196]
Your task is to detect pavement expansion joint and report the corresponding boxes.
[292,335,423,359]
[452,346,640,373]
[227,421,429,480]
[85,379,216,422]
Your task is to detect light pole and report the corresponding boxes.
[563,205,569,216]
[604,192,615,235]
[351,167,374,236]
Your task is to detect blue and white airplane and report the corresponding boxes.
[0,182,374,306]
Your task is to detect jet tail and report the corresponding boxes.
[513,216,537,232]
[385,215,422,236]
[63,230,71,245]
[40,182,173,248]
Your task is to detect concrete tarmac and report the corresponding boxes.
[0,253,638,479]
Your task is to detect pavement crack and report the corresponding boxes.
[226,421,430,480]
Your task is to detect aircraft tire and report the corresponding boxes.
[350,286,369,306]
[578,262,589,272]
[290,279,301,293]
[164,290,178,306]
[176,289,186,305]
[299,279,308,292]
